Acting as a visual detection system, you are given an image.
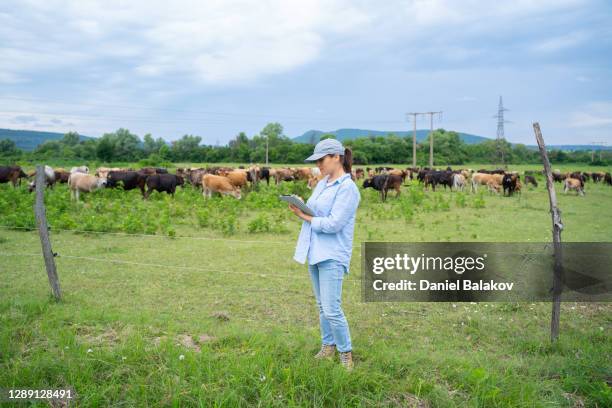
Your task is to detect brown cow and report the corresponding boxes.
[486,179,502,194]
[307,174,324,189]
[563,177,585,196]
[226,170,248,189]
[201,174,241,199]
[0,165,28,187]
[274,168,295,184]
[471,173,503,193]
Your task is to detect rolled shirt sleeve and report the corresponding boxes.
[310,183,360,234]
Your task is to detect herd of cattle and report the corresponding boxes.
[1,164,611,202]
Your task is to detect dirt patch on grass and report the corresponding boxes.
[152,333,218,353]
[75,324,133,348]
[384,392,429,407]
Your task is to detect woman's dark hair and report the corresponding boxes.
[339,147,352,174]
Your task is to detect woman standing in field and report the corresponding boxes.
[288,138,361,371]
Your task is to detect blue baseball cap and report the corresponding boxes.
[304,138,345,162]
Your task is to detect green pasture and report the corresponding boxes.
[1,163,610,407]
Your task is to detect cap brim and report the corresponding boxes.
[304,152,326,162]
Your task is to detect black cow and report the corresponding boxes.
[524,175,538,188]
[144,174,184,199]
[423,170,453,191]
[569,171,588,183]
[0,165,27,187]
[605,172,612,186]
[363,174,402,202]
[259,167,271,185]
[477,168,506,175]
[107,171,148,196]
[502,173,520,196]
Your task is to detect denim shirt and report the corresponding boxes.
[293,172,361,274]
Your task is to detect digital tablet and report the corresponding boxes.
[279,194,315,216]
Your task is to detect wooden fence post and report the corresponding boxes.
[34,165,62,301]
[533,123,563,342]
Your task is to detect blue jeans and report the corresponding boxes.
[308,259,352,353]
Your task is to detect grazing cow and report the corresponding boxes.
[68,173,107,202]
[569,171,588,184]
[515,179,522,194]
[294,167,313,181]
[107,171,148,196]
[486,179,502,194]
[226,170,248,189]
[423,171,453,191]
[363,174,402,202]
[70,166,89,174]
[0,165,28,187]
[307,174,324,189]
[552,170,566,182]
[563,177,585,196]
[28,165,56,192]
[201,174,242,199]
[186,168,207,189]
[274,168,295,184]
[54,169,71,184]
[452,173,466,191]
[502,173,520,196]
[589,171,604,183]
[388,169,409,183]
[353,168,364,180]
[139,167,168,176]
[95,167,125,179]
[259,167,271,185]
[524,175,538,187]
[477,168,506,175]
[144,174,184,199]
[246,165,259,187]
[605,172,612,186]
[471,173,503,193]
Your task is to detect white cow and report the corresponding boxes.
[68,173,106,202]
[28,165,56,192]
[70,166,89,174]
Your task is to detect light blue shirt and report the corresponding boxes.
[293,172,361,274]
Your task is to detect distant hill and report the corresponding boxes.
[293,128,489,145]
[293,128,611,151]
[0,128,94,150]
[523,144,612,151]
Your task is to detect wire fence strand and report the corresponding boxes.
[0,225,363,248]
[0,252,362,286]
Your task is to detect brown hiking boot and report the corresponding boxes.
[314,344,336,359]
[339,350,354,371]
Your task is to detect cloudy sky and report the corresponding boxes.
[1,0,611,145]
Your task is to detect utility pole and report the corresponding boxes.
[265,135,269,165]
[590,141,607,162]
[406,112,426,167]
[425,111,442,168]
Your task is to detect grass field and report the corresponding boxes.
[1,163,611,407]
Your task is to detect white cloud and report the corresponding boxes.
[0,0,591,86]
[569,102,612,127]
[0,0,371,85]
[530,31,589,53]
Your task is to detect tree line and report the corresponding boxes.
[0,122,609,166]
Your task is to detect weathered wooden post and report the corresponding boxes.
[533,123,563,342]
[34,165,62,301]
